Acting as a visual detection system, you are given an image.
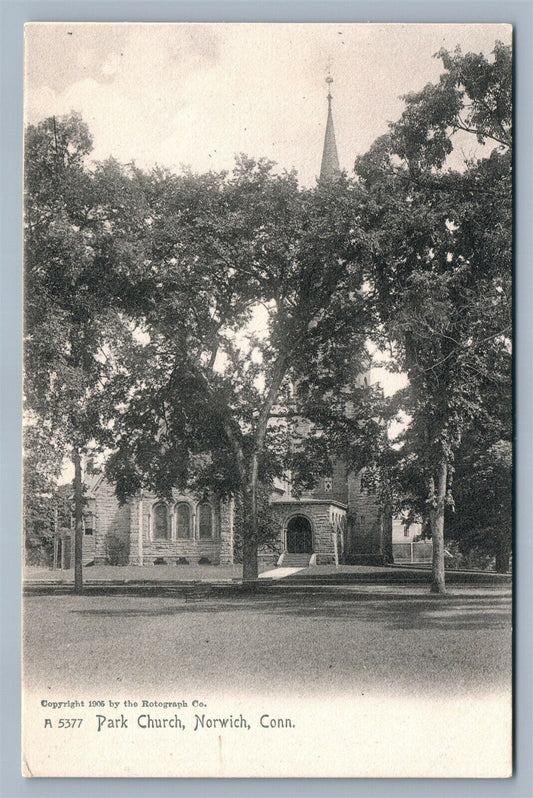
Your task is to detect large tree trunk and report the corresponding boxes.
[73,449,84,594]
[239,353,288,583]
[380,491,394,564]
[242,455,260,581]
[495,535,511,573]
[429,459,448,594]
[242,535,259,582]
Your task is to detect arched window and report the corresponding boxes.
[175,503,191,539]
[198,502,213,539]
[152,502,169,539]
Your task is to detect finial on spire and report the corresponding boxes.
[320,64,340,182]
[325,60,334,103]
[326,75,333,103]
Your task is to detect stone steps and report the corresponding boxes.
[278,552,313,568]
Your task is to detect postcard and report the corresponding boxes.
[22,22,512,778]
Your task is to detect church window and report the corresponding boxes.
[153,502,169,539]
[324,477,333,493]
[176,503,191,539]
[198,502,213,539]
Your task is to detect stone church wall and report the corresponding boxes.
[91,479,235,567]
[137,491,228,566]
[92,479,131,565]
[308,457,349,505]
[81,533,96,565]
[346,469,383,559]
[88,466,387,568]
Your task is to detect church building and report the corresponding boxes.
[77,80,390,570]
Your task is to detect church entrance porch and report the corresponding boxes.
[286,515,313,553]
[264,498,347,567]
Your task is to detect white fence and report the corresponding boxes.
[392,540,433,564]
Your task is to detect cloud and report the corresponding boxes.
[25,23,511,186]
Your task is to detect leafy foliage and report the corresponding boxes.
[101,159,371,577]
[24,114,134,588]
[354,41,512,590]
[23,423,64,564]
[444,344,512,571]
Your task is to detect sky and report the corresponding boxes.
[25,22,511,186]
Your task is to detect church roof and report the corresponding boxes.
[319,78,340,182]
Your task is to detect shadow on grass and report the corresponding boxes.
[66,590,512,632]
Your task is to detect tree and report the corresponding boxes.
[23,423,65,565]
[103,158,371,579]
[355,42,512,592]
[444,342,512,572]
[447,439,512,572]
[24,114,127,592]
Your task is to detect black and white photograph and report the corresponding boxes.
[22,22,512,778]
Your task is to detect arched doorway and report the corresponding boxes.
[286,515,313,554]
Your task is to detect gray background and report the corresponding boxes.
[1,1,531,796]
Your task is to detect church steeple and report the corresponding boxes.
[319,74,340,182]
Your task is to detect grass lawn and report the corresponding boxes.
[23,561,512,586]
[23,582,511,698]
[23,563,254,583]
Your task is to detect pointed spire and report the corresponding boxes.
[320,74,340,182]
